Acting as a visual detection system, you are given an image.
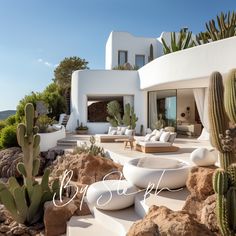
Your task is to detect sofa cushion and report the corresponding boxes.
[144,134,154,141]
[168,132,177,144]
[110,130,117,135]
[150,130,162,141]
[117,126,127,135]
[137,141,172,147]
[108,127,117,134]
[151,129,158,135]
[160,131,171,142]
[125,129,133,136]
[137,157,180,169]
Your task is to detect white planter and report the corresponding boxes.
[123,158,191,189]
[39,126,66,152]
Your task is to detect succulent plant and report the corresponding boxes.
[106,100,123,127]
[209,71,236,236]
[122,103,138,129]
[0,103,60,225]
[161,28,196,54]
[196,11,236,44]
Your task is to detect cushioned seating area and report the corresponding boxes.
[95,134,129,142]
[134,130,179,153]
[95,126,134,143]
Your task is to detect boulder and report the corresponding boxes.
[50,153,123,185]
[190,148,217,166]
[44,199,77,236]
[185,166,216,200]
[127,206,216,236]
[182,166,220,234]
[200,194,218,233]
[0,147,23,178]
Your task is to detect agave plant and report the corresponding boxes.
[196,11,236,44]
[161,28,196,54]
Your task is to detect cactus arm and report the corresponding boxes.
[14,186,28,222]
[224,69,236,123]
[27,184,42,224]
[17,162,27,178]
[208,72,229,153]
[32,159,40,177]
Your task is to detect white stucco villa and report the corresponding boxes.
[66,31,236,140]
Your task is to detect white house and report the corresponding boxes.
[67,31,236,139]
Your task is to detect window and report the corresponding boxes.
[118,50,128,65]
[87,96,124,122]
[135,55,145,68]
[148,90,177,130]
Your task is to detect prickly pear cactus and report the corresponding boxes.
[0,103,59,225]
[209,71,236,236]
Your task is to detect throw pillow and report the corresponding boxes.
[110,130,117,135]
[155,130,162,140]
[116,130,123,135]
[160,132,171,142]
[151,129,157,135]
[120,126,127,135]
[108,127,117,134]
[125,129,133,136]
[144,134,154,141]
[150,135,159,141]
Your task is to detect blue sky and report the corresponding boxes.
[0,0,235,110]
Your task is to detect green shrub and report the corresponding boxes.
[5,114,17,125]
[16,92,42,122]
[73,136,106,157]
[0,120,6,131]
[36,115,55,133]
[16,83,66,122]
[0,125,18,148]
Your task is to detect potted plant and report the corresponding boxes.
[76,122,88,134]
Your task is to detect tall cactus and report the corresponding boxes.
[209,71,236,236]
[0,103,59,225]
[224,69,236,124]
[123,103,138,129]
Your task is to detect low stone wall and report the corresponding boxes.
[39,126,66,152]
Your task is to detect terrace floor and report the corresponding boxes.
[57,135,215,235]
[57,134,214,165]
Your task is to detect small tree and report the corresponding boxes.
[54,56,89,90]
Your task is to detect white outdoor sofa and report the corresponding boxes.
[95,126,134,143]
[134,131,179,153]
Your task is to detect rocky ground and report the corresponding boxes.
[127,166,220,236]
[0,148,123,236]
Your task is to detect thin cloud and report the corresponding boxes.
[37,58,58,68]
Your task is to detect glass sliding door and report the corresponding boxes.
[148,90,177,130]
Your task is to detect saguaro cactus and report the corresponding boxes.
[0,103,59,225]
[209,71,236,236]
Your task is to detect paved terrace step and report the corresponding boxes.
[57,134,91,146]
[67,215,119,236]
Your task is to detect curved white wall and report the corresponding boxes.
[70,70,147,134]
[138,36,236,90]
[39,127,66,152]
